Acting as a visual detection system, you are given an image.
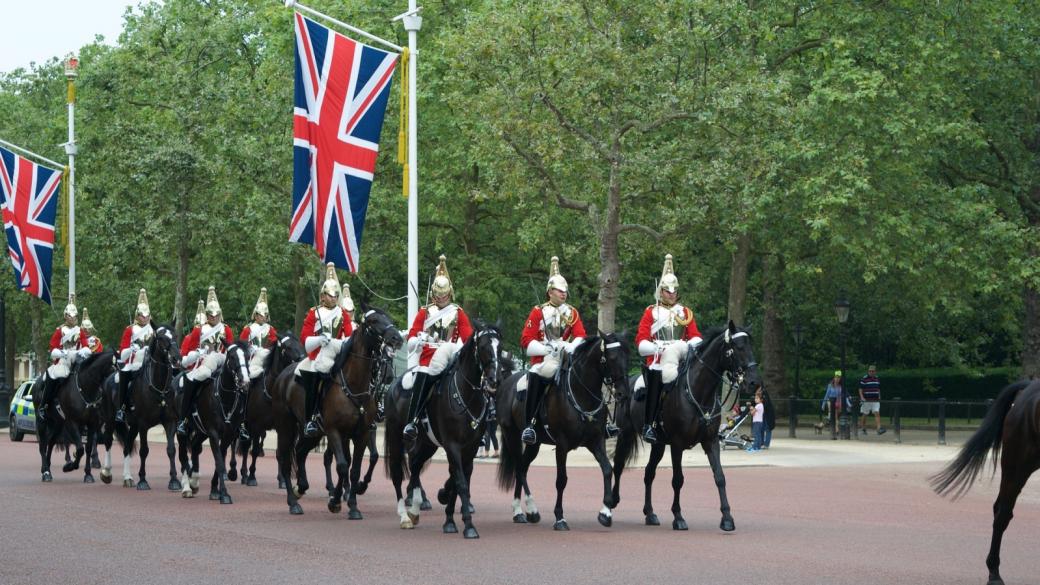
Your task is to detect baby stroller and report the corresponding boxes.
[719,401,753,450]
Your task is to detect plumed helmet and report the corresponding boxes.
[63,293,78,320]
[252,287,269,318]
[204,286,222,317]
[81,308,95,334]
[321,262,341,299]
[430,255,453,299]
[546,256,568,293]
[339,283,355,313]
[656,254,679,299]
[135,288,151,318]
[193,300,206,327]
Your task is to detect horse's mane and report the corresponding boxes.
[331,307,392,372]
[263,332,302,370]
[572,335,602,360]
[80,350,113,369]
[700,326,727,348]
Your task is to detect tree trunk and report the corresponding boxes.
[5,309,16,385]
[175,236,189,341]
[761,255,786,395]
[596,160,622,334]
[1023,283,1040,379]
[728,233,751,326]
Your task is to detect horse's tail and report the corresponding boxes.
[236,435,251,458]
[930,380,1028,498]
[114,423,137,456]
[613,425,641,469]
[496,427,521,492]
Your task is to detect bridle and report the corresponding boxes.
[683,329,758,424]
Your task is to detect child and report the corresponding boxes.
[747,390,765,453]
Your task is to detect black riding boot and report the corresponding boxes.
[302,371,323,439]
[521,374,546,445]
[38,375,56,422]
[239,399,251,442]
[177,378,198,436]
[115,371,132,424]
[402,372,431,442]
[642,372,662,444]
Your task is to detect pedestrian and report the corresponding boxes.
[859,364,886,435]
[747,390,765,452]
[479,407,500,458]
[762,387,775,449]
[821,371,844,439]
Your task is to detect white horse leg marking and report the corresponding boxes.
[180,471,192,497]
[599,506,612,518]
[123,453,133,482]
[525,494,538,516]
[409,487,422,517]
[512,498,523,517]
[102,450,112,476]
[398,498,413,529]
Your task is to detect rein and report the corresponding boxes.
[680,331,754,424]
[441,329,499,430]
[556,339,614,424]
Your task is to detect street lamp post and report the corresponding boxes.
[790,323,804,438]
[835,297,851,440]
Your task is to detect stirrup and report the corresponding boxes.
[375,401,386,423]
[642,424,658,444]
[521,425,537,445]
[303,418,322,439]
[605,422,620,439]
[238,424,250,441]
[176,419,190,436]
[115,407,127,424]
[402,421,418,441]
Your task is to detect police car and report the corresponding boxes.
[8,380,36,442]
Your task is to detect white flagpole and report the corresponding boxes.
[395,4,421,325]
[285,1,403,52]
[64,55,79,297]
[0,138,63,170]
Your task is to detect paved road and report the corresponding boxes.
[1,431,1037,585]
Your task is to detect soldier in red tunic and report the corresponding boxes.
[298,263,353,438]
[519,256,587,445]
[237,287,278,440]
[635,254,703,444]
[177,286,235,436]
[38,294,91,421]
[81,308,104,353]
[115,289,155,424]
[402,255,474,442]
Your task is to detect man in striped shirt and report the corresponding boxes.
[859,365,886,435]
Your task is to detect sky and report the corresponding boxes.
[0,0,143,74]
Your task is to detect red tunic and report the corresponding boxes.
[635,304,702,367]
[300,307,353,361]
[239,324,279,348]
[87,336,104,353]
[119,324,155,353]
[180,324,235,356]
[520,304,587,365]
[49,326,89,350]
[407,305,474,367]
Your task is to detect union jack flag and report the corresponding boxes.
[0,146,60,304]
[290,12,399,273]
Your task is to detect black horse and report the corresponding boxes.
[496,332,629,531]
[175,342,251,504]
[230,333,306,488]
[273,307,402,516]
[931,379,1037,585]
[34,351,117,483]
[610,322,760,531]
[98,325,181,491]
[384,322,502,538]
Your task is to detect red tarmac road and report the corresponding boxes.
[1,437,1038,585]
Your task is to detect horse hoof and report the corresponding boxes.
[181,490,193,499]
[278,478,287,490]
[91,456,101,468]
[83,475,95,484]
[672,518,688,531]
[136,480,150,491]
[123,479,135,488]
[437,488,450,505]
[553,519,570,531]
[513,513,528,524]
[227,469,238,482]
[190,485,199,495]
[348,509,363,520]
[400,518,414,529]
[292,486,301,499]
[355,481,368,495]
[289,504,303,515]
[246,478,257,487]
[597,512,612,528]
[241,475,248,485]
[463,527,479,539]
[328,500,342,514]
[42,471,53,482]
[168,479,181,491]
[62,462,78,473]
[101,471,112,485]
[407,512,420,526]
[209,490,220,501]
[443,521,458,534]
[720,517,735,532]
[220,495,232,505]
[465,503,475,515]
[645,513,660,526]
[987,578,1005,585]
[420,498,433,511]
[526,511,541,524]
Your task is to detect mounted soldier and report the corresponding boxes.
[237,287,278,441]
[177,286,235,436]
[298,263,354,438]
[115,289,155,424]
[635,253,703,444]
[38,294,91,421]
[518,256,588,445]
[402,254,474,442]
[82,308,104,353]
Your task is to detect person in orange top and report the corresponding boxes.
[115,289,154,424]
[402,255,474,442]
[635,254,703,444]
[519,256,587,445]
[177,286,235,436]
[297,263,353,438]
[38,294,91,421]
[81,308,103,353]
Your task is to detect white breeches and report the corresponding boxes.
[297,338,344,376]
[120,347,148,372]
[247,347,270,379]
[187,352,225,382]
[650,342,687,384]
[46,353,78,379]
[417,342,460,377]
[530,353,561,380]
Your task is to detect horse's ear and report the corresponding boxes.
[728,319,737,332]
[360,301,371,314]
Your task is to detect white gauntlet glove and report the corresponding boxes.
[687,336,703,351]
[525,339,549,358]
[304,336,323,353]
[77,348,91,359]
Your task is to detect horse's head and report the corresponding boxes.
[222,342,252,393]
[151,325,181,367]
[597,331,630,395]
[274,333,306,365]
[358,306,403,353]
[716,321,760,390]
[470,322,502,393]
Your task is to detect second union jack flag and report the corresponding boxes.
[290,12,399,273]
[0,145,60,304]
